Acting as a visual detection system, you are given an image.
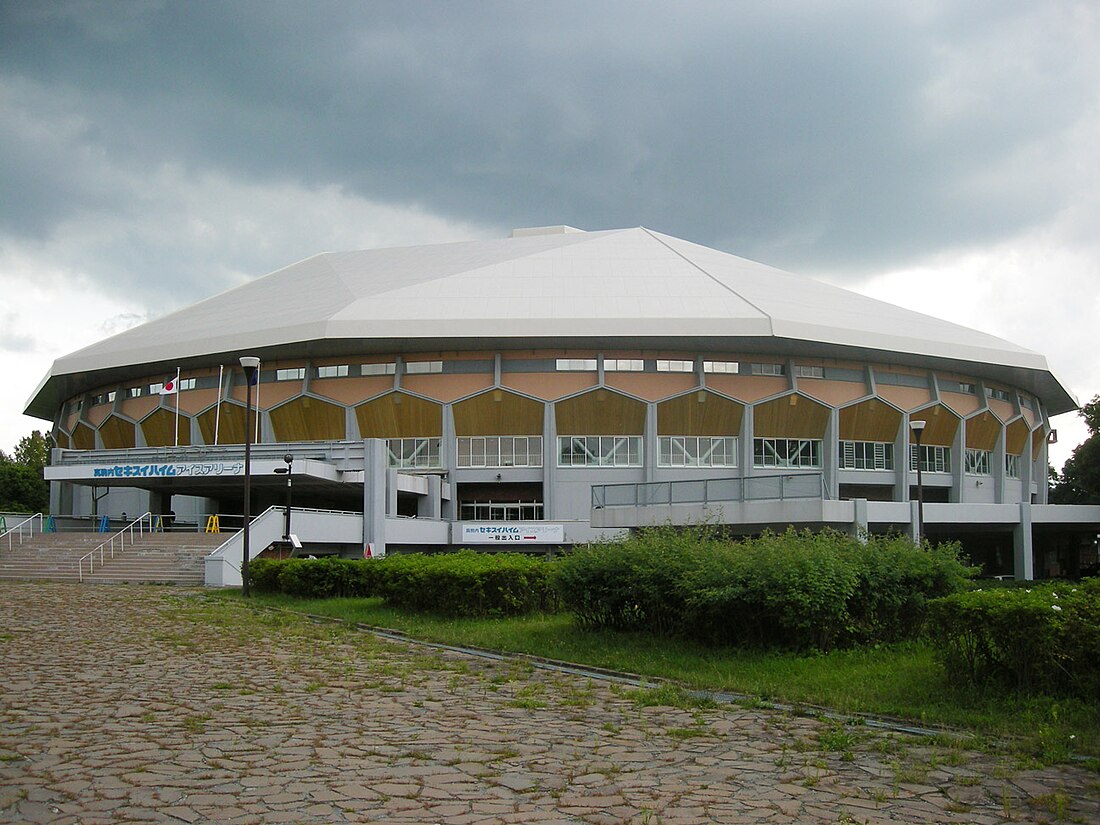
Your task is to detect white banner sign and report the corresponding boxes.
[459,523,565,544]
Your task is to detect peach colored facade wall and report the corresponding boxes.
[604,373,697,401]
[940,391,982,417]
[797,380,867,406]
[704,375,787,402]
[230,381,301,409]
[312,377,396,405]
[876,385,932,411]
[120,396,161,422]
[85,405,111,426]
[502,373,598,400]
[988,399,1015,422]
[402,374,494,402]
[177,388,222,415]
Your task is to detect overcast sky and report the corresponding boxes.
[2,1,1098,468]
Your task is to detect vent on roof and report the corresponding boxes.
[510,225,585,237]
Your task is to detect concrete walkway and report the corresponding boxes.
[0,583,1096,824]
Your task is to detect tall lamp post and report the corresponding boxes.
[239,356,260,596]
[274,453,294,541]
[909,418,926,546]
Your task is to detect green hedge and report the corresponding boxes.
[553,526,974,651]
[926,578,1100,697]
[249,552,557,617]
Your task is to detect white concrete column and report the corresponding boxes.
[1013,502,1035,580]
[362,438,387,556]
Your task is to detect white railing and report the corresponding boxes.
[77,512,153,582]
[204,506,365,586]
[591,472,829,509]
[1,513,44,550]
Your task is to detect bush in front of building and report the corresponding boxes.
[249,552,558,617]
[554,527,974,651]
[926,578,1100,698]
[376,551,558,617]
[250,556,377,598]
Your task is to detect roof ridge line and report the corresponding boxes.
[640,228,774,335]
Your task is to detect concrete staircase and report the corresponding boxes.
[0,532,228,585]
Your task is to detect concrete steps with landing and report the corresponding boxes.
[0,532,228,584]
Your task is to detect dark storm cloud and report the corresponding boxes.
[1,0,1095,279]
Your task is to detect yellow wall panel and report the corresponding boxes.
[555,390,646,435]
[142,408,192,447]
[453,390,544,436]
[71,422,95,450]
[909,405,960,447]
[356,392,442,438]
[753,394,830,438]
[839,399,901,442]
[965,411,1001,451]
[99,416,136,450]
[197,403,246,445]
[1005,419,1029,455]
[270,396,347,442]
[657,391,743,436]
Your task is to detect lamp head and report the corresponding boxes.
[239,356,260,371]
[284,453,294,465]
[909,419,927,433]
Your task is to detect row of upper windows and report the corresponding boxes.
[554,358,800,376]
[76,360,1034,410]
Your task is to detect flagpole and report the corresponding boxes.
[173,367,181,447]
[214,364,224,445]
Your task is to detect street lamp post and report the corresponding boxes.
[910,418,926,546]
[239,356,260,596]
[274,453,294,541]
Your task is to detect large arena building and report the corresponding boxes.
[24,226,1100,584]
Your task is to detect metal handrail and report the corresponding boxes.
[2,513,44,550]
[592,472,828,509]
[77,512,153,582]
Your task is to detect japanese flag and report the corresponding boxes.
[159,376,178,395]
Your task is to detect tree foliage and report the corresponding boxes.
[0,430,52,513]
[1050,396,1100,504]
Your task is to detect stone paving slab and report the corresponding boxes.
[0,582,1096,824]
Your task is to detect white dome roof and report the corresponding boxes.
[26,227,1075,418]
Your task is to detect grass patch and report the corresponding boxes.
[210,590,1100,761]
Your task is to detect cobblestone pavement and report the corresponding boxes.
[1,583,1097,825]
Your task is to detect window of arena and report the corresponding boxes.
[703,360,738,374]
[603,359,644,371]
[1005,453,1021,479]
[965,448,993,476]
[456,436,543,468]
[317,365,349,378]
[276,368,306,381]
[362,362,396,375]
[656,359,694,372]
[405,360,443,374]
[840,440,894,470]
[658,436,737,467]
[751,363,784,376]
[556,359,597,371]
[753,438,821,468]
[558,436,642,467]
[911,444,951,473]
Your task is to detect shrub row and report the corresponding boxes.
[552,526,974,651]
[250,551,558,617]
[926,578,1100,697]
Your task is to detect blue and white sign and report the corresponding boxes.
[91,462,245,479]
[459,523,565,544]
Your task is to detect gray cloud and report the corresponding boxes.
[1,0,1097,289]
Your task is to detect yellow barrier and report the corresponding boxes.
[204,514,220,533]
